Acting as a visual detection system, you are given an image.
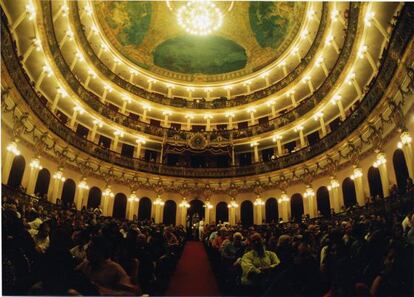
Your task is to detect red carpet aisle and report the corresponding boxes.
[166,241,220,296]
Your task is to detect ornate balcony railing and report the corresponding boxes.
[40,2,359,141]
[2,4,413,178]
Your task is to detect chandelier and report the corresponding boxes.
[169,0,225,36]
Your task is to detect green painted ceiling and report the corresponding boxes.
[94,1,306,82]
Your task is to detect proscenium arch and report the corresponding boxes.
[216,202,229,223]
[163,200,177,225]
[393,149,410,192]
[7,155,26,188]
[138,197,152,221]
[241,200,254,226]
[113,193,127,219]
[342,177,357,208]
[265,198,278,223]
[316,186,331,217]
[87,186,102,209]
[290,193,304,222]
[34,168,50,197]
[61,179,76,207]
[368,166,384,199]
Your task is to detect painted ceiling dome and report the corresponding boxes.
[93,1,306,82]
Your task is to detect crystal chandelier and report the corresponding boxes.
[175,0,223,36]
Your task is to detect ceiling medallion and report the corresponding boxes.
[175,0,224,36]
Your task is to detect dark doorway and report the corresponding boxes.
[342,177,357,207]
[7,155,26,188]
[393,149,409,193]
[291,193,304,222]
[113,193,127,219]
[265,198,278,223]
[34,168,50,198]
[188,199,205,220]
[163,200,177,225]
[241,200,254,226]
[138,197,152,221]
[216,202,229,223]
[62,179,76,208]
[87,187,102,209]
[368,166,384,199]
[316,187,331,217]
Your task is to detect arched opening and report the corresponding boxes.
[87,187,102,209]
[138,197,152,221]
[216,202,229,223]
[290,194,304,222]
[61,179,76,208]
[7,155,25,189]
[342,178,357,208]
[113,193,127,219]
[163,200,177,225]
[265,198,278,223]
[241,200,254,226]
[188,199,205,221]
[393,149,409,193]
[368,166,384,199]
[316,186,331,217]
[34,168,50,198]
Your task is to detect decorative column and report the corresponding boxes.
[304,186,316,218]
[185,113,194,130]
[243,81,251,93]
[129,70,138,83]
[98,43,109,58]
[315,56,329,77]
[84,68,97,88]
[112,130,124,152]
[231,145,236,166]
[351,167,365,205]
[204,114,213,131]
[373,152,390,197]
[292,46,301,63]
[327,177,341,212]
[111,57,121,72]
[135,137,146,159]
[314,112,327,137]
[247,107,256,125]
[89,119,102,142]
[267,100,276,118]
[179,199,190,226]
[70,51,85,71]
[302,75,314,93]
[224,85,232,98]
[76,178,90,209]
[325,34,340,54]
[295,125,306,147]
[166,84,174,98]
[53,3,69,22]
[358,44,378,72]
[261,72,270,87]
[27,158,42,195]
[121,96,131,114]
[204,88,212,100]
[346,72,362,99]
[228,199,239,225]
[162,110,172,127]
[22,38,42,63]
[101,187,114,216]
[3,142,21,184]
[154,196,165,224]
[11,3,36,32]
[225,112,235,129]
[332,94,346,120]
[102,84,113,103]
[278,61,288,76]
[398,132,413,179]
[141,104,151,122]
[204,200,213,224]
[147,79,155,92]
[251,141,260,163]
[127,192,139,220]
[36,64,53,89]
[287,90,297,107]
[273,135,283,156]
[278,192,290,222]
[48,169,65,203]
[52,87,68,112]
[70,105,84,128]
[254,196,265,225]
[365,11,389,41]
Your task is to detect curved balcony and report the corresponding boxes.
[41,2,359,141]
[2,4,413,178]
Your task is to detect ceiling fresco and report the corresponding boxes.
[93,1,306,82]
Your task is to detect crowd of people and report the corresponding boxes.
[2,184,413,296]
[2,188,185,296]
[204,190,414,296]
